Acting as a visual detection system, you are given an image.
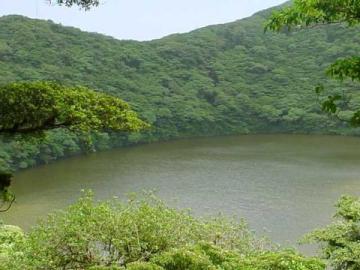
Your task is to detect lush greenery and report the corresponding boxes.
[0,81,146,133]
[0,192,358,270]
[265,2,360,265]
[266,0,360,126]
[0,2,360,170]
[303,195,360,270]
[0,1,358,268]
[266,2,360,265]
[0,81,146,209]
[0,192,324,270]
[1,193,358,269]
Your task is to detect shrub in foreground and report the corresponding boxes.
[1,191,323,269]
[303,195,360,270]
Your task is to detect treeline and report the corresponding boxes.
[0,3,360,171]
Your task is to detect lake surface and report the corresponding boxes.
[3,134,360,249]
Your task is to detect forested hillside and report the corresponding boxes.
[1,4,359,171]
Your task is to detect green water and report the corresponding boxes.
[3,134,360,248]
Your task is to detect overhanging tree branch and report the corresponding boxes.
[47,0,100,10]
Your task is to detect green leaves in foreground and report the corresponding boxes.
[0,81,148,134]
[0,81,147,205]
[327,57,360,82]
[265,0,360,32]
[303,195,360,270]
[150,244,324,270]
[1,191,323,270]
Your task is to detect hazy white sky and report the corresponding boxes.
[0,0,287,41]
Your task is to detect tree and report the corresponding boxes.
[265,0,360,126]
[303,195,360,270]
[48,0,100,10]
[0,81,146,134]
[0,0,101,210]
[0,81,147,211]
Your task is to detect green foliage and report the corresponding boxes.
[0,6,360,170]
[303,195,360,270]
[266,0,360,126]
[127,262,164,270]
[0,81,146,205]
[48,0,100,10]
[1,191,267,269]
[0,225,25,269]
[241,251,325,270]
[0,81,147,133]
[327,57,360,82]
[88,266,124,270]
[147,242,324,270]
[151,245,218,270]
[265,0,360,32]
[150,246,324,270]
[0,191,323,270]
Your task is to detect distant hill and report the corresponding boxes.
[0,3,359,170]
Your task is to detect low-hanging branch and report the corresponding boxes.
[0,81,148,212]
[265,0,360,32]
[0,81,148,134]
[0,194,15,213]
[47,0,100,10]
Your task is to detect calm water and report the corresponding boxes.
[3,134,360,248]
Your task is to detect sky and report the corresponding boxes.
[0,0,287,41]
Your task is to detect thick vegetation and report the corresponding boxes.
[268,2,360,265]
[0,81,146,133]
[0,80,145,175]
[1,193,358,269]
[0,2,360,170]
[266,0,360,127]
[0,192,324,270]
[303,195,360,270]
[0,1,358,268]
[0,81,146,209]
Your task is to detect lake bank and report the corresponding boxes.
[3,134,360,250]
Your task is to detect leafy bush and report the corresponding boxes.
[127,262,164,270]
[151,243,324,270]
[240,251,325,270]
[303,195,360,270]
[0,225,25,269]
[0,191,327,269]
[3,191,268,269]
[0,81,147,133]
